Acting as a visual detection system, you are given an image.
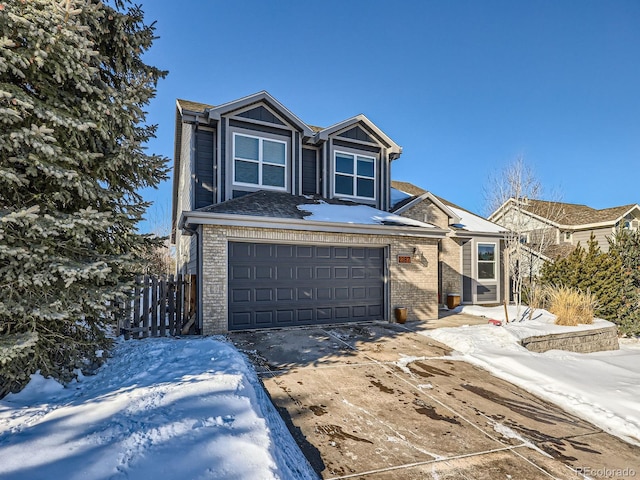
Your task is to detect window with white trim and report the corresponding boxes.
[233,133,287,190]
[477,243,496,280]
[334,151,376,200]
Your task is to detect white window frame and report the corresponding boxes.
[333,150,377,201]
[232,132,287,191]
[477,242,497,281]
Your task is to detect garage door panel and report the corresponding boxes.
[255,244,273,258]
[231,311,251,327]
[231,288,251,303]
[230,242,252,258]
[231,265,252,280]
[297,287,313,300]
[277,288,294,301]
[335,287,349,300]
[276,266,294,280]
[255,311,273,325]
[255,288,272,302]
[297,266,313,280]
[353,306,367,317]
[317,288,331,300]
[228,242,385,330]
[276,310,294,324]
[296,246,313,258]
[316,267,331,279]
[276,245,294,258]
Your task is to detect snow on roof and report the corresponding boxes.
[448,206,506,233]
[390,187,412,208]
[298,201,436,228]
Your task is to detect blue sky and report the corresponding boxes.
[137,0,640,233]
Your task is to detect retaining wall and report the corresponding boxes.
[520,325,619,353]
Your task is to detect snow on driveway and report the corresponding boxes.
[0,337,318,480]
[425,306,640,447]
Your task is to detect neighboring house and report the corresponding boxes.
[489,198,640,256]
[391,181,508,306]
[172,91,451,334]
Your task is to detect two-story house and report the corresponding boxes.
[489,198,640,257]
[172,91,451,334]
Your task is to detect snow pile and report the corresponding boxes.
[425,306,640,446]
[0,337,317,480]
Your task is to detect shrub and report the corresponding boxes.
[540,235,624,323]
[542,286,596,326]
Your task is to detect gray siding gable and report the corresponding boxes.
[237,105,286,126]
[337,125,375,143]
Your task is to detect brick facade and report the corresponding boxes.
[200,225,439,334]
[397,199,463,304]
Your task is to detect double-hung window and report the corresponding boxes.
[477,243,496,280]
[334,151,376,200]
[233,133,287,190]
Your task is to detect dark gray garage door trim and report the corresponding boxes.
[228,241,388,331]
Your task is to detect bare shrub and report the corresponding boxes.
[542,286,596,326]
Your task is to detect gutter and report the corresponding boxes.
[179,211,449,239]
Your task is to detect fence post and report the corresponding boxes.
[151,275,158,337]
[132,276,141,339]
[168,274,176,336]
[142,275,150,338]
[159,276,167,337]
[175,274,183,335]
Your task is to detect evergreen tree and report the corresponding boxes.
[0,0,168,394]
[540,235,625,324]
[608,228,640,335]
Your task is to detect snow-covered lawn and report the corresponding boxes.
[425,305,640,446]
[0,337,317,480]
[1,307,639,479]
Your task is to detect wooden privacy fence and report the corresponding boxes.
[118,274,197,339]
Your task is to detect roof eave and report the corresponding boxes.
[179,211,448,238]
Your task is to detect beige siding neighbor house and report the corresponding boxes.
[489,198,640,258]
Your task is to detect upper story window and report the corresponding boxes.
[477,243,496,280]
[233,133,287,190]
[334,151,376,200]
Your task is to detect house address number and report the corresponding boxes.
[398,255,412,264]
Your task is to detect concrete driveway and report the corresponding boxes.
[230,319,640,479]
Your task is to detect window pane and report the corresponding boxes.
[357,178,374,198]
[262,164,285,187]
[263,140,285,165]
[335,174,353,195]
[478,245,495,261]
[478,263,495,279]
[235,160,259,184]
[335,154,354,174]
[357,157,374,177]
[235,135,259,160]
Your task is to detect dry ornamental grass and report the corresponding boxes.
[543,286,597,326]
